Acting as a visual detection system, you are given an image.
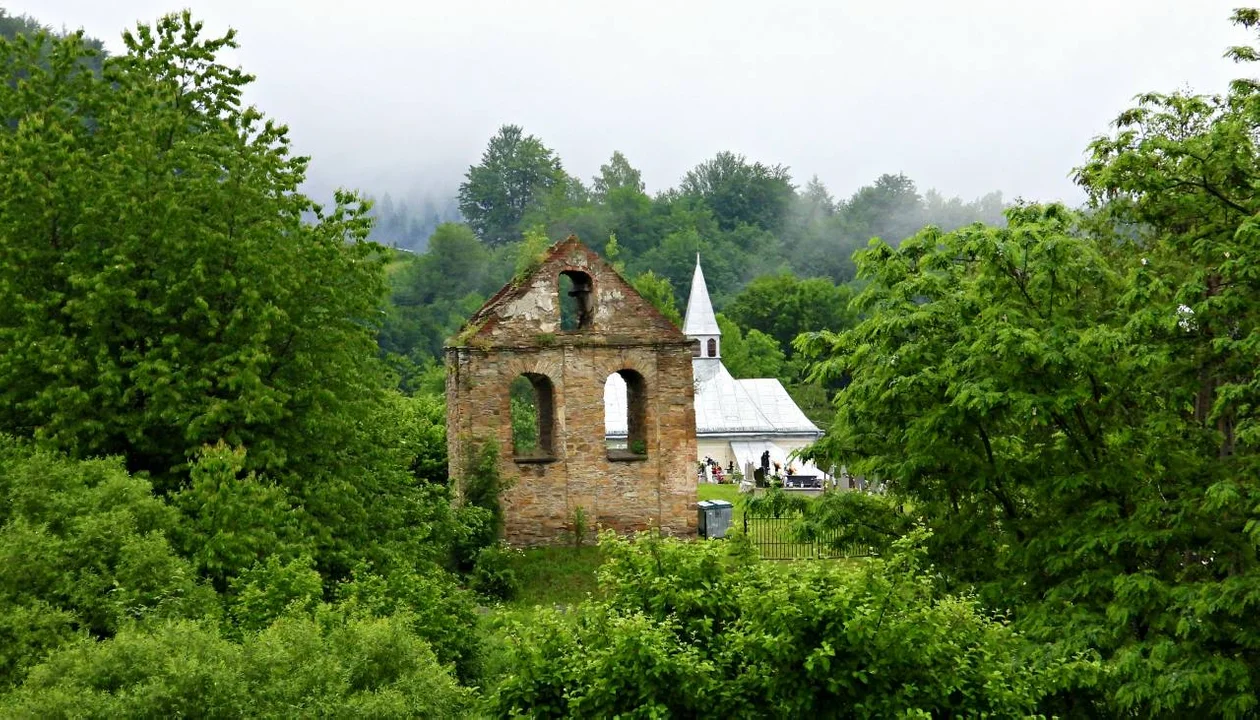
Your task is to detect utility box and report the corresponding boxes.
[697,500,734,539]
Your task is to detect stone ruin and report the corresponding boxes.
[445,236,698,545]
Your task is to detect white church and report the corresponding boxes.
[605,258,826,480]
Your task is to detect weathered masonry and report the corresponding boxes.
[445,236,698,545]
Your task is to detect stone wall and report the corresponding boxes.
[446,237,698,546]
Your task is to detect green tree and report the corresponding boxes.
[837,173,922,244]
[679,151,796,232]
[458,125,567,247]
[0,9,45,41]
[0,15,474,603]
[171,444,304,592]
[716,314,785,379]
[592,150,645,198]
[800,191,1260,715]
[380,223,500,363]
[725,272,856,356]
[630,270,682,327]
[0,15,386,490]
[0,8,105,74]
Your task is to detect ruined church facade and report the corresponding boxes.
[445,236,698,546]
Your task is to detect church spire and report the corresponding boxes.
[683,255,721,358]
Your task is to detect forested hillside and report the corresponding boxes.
[4,4,1260,718]
[0,8,104,72]
[381,129,1005,419]
[366,192,461,252]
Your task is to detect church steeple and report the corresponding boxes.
[683,255,721,359]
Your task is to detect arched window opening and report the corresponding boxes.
[511,373,555,461]
[707,338,718,357]
[691,339,702,357]
[605,369,647,460]
[558,270,594,331]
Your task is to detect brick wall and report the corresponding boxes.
[446,237,698,545]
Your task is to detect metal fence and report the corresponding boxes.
[742,514,875,560]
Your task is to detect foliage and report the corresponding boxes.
[741,487,811,518]
[0,440,215,686]
[0,615,471,718]
[454,438,513,604]
[381,131,1004,372]
[453,504,496,571]
[459,125,568,247]
[513,224,553,282]
[0,15,388,495]
[470,543,523,601]
[0,9,47,41]
[0,8,105,74]
[367,192,460,253]
[226,555,323,634]
[171,443,303,592]
[380,223,509,364]
[717,313,786,379]
[489,531,1086,718]
[378,391,449,486]
[460,439,508,534]
[0,13,463,590]
[725,273,857,356]
[800,166,1260,715]
[679,151,796,232]
[570,505,590,549]
[510,378,540,455]
[629,270,683,326]
[591,150,645,199]
[334,564,482,684]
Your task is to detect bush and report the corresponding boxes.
[172,443,306,592]
[470,543,522,601]
[453,503,496,572]
[0,442,215,686]
[226,555,323,634]
[489,530,1097,718]
[0,615,471,718]
[459,439,510,540]
[334,564,482,683]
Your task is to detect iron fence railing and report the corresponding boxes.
[742,514,876,560]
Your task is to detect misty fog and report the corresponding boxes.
[11,0,1251,213]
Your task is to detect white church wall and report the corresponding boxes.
[697,438,733,466]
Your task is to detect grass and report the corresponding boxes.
[507,545,605,608]
[495,488,831,608]
[477,544,605,691]
[697,482,741,504]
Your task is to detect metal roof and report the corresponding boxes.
[605,254,819,439]
[604,358,821,437]
[682,256,721,337]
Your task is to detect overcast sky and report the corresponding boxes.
[13,0,1254,205]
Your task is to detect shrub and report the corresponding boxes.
[570,505,589,549]
[334,564,482,683]
[226,555,323,634]
[470,543,522,601]
[172,443,305,592]
[453,503,496,572]
[0,442,215,686]
[0,615,471,718]
[489,530,1096,718]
